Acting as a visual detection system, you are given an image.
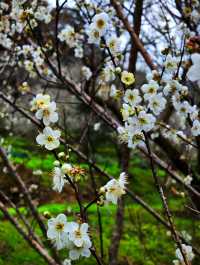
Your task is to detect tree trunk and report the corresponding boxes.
[108,144,130,265]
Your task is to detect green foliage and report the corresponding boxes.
[1,203,200,265]
[0,222,45,265]
[1,136,200,264]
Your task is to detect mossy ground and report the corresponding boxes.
[0,137,200,265]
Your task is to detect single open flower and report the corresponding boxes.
[47,214,70,250]
[36,127,60,150]
[121,71,135,86]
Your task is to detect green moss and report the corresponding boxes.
[1,136,200,264]
[1,203,200,265]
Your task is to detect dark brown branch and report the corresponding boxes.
[0,201,59,265]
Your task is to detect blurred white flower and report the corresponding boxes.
[183,175,193,186]
[94,122,101,131]
[68,239,91,260]
[106,35,121,54]
[187,53,200,86]
[164,54,178,72]
[81,66,92,80]
[175,244,194,263]
[191,119,200,136]
[30,94,50,111]
[63,259,71,265]
[58,25,76,47]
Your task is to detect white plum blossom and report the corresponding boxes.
[34,6,52,24]
[58,25,76,47]
[61,163,73,175]
[175,244,194,263]
[101,64,115,83]
[47,214,70,250]
[68,223,90,247]
[187,53,200,86]
[36,127,60,150]
[128,129,145,149]
[191,119,200,136]
[106,35,121,54]
[67,222,92,260]
[117,126,129,143]
[148,93,166,115]
[63,259,71,265]
[132,111,156,132]
[110,84,118,98]
[183,175,193,185]
[87,12,110,44]
[74,45,84,58]
[52,167,67,192]
[146,70,160,81]
[68,239,92,260]
[172,260,180,265]
[92,12,109,36]
[174,101,192,117]
[94,122,101,131]
[35,101,58,126]
[189,105,198,121]
[102,172,128,204]
[164,54,178,72]
[87,24,101,45]
[141,80,159,100]
[81,66,92,80]
[30,94,50,111]
[163,80,182,96]
[52,163,73,192]
[121,103,132,121]
[124,89,142,107]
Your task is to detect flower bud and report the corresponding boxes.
[53,160,60,166]
[58,152,65,158]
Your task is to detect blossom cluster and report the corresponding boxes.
[47,214,92,261]
[30,94,60,150]
[117,50,200,150]
[87,11,121,56]
[0,1,52,50]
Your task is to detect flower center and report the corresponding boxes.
[97,19,105,29]
[75,230,81,238]
[139,117,147,125]
[128,95,135,101]
[148,87,155,94]
[153,101,158,107]
[56,222,64,231]
[125,77,130,82]
[37,100,45,108]
[109,41,115,49]
[47,135,54,142]
[43,109,50,116]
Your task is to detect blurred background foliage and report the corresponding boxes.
[1,136,200,265]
